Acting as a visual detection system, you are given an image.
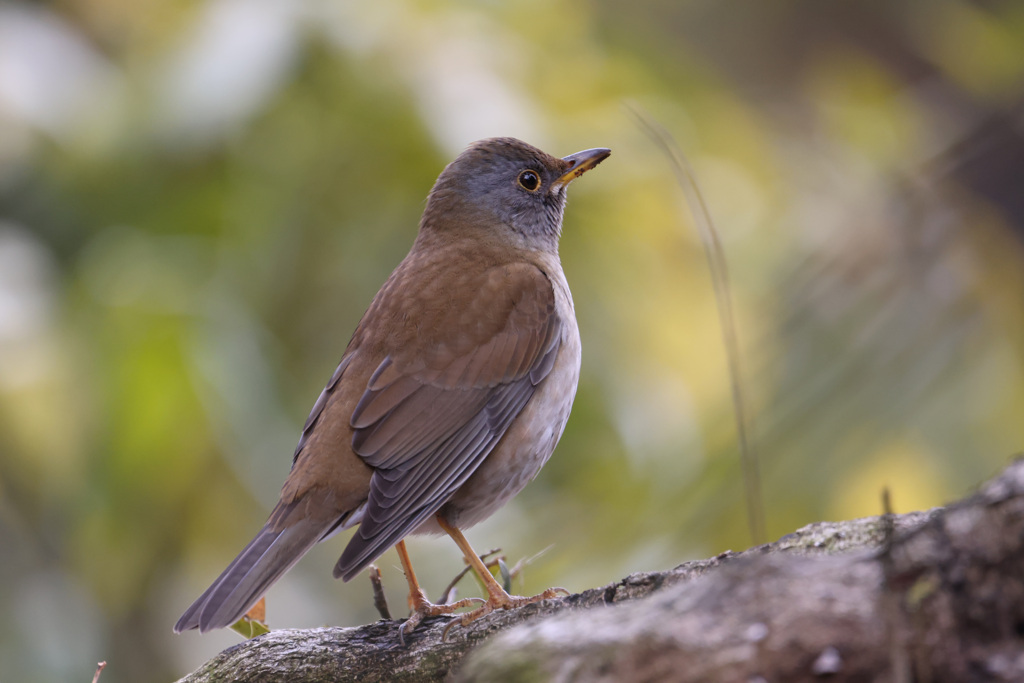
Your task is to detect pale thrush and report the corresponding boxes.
[174,137,610,636]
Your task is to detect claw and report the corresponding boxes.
[441,615,464,642]
[398,615,416,646]
[439,586,568,641]
[398,590,485,643]
[392,525,570,644]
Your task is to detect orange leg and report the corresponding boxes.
[394,539,482,642]
[436,515,568,639]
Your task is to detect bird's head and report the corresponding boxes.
[420,137,610,253]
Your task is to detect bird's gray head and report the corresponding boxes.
[420,137,610,252]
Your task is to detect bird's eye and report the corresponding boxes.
[517,170,541,192]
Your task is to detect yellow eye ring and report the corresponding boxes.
[517,169,541,192]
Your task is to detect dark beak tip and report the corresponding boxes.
[563,147,611,164]
[557,147,611,184]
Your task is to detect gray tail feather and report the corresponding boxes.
[174,515,334,633]
[334,505,437,582]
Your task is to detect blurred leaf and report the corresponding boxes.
[229,598,269,639]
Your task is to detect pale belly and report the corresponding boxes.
[418,317,581,533]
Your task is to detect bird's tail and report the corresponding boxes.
[174,502,341,633]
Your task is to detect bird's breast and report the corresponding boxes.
[429,255,581,531]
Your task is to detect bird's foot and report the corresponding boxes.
[398,588,484,644]
[440,586,569,641]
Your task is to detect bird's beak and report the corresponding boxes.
[553,147,611,190]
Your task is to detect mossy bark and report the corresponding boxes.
[177,458,1024,683]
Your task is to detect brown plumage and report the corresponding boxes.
[174,137,610,635]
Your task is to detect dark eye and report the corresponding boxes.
[517,170,541,192]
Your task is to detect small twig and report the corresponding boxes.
[502,544,554,588]
[626,102,765,547]
[367,565,391,620]
[436,545,555,602]
[879,488,912,683]
[436,548,503,604]
[881,488,895,554]
[91,661,107,683]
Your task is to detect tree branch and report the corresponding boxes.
[177,457,1024,683]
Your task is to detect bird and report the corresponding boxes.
[174,137,610,637]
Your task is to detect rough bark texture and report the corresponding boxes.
[176,458,1024,683]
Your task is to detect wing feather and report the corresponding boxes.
[333,262,562,581]
[291,355,352,465]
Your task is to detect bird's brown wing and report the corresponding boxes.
[333,261,562,580]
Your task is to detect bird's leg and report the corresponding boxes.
[436,515,568,640]
[394,539,483,643]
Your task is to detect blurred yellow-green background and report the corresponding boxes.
[1,0,1022,680]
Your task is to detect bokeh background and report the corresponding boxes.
[1,0,1022,680]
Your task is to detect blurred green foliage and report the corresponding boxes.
[1,0,1022,681]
